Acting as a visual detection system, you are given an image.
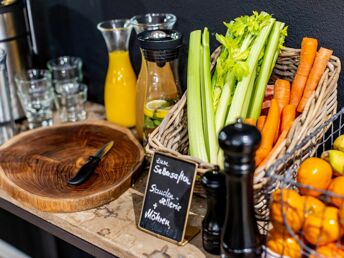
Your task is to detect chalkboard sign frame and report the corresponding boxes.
[138,151,198,245]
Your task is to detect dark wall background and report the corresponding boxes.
[29,0,344,107]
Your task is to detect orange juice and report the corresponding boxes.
[104,51,136,127]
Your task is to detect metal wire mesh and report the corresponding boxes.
[262,107,344,257]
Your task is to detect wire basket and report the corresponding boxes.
[262,107,344,257]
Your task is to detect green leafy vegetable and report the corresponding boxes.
[186,11,288,166]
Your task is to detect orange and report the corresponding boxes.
[328,176,344,208]
[270,189,304,233]
[266,229,301,258]
[303,206,340,245]
[301,196,326,218]
[297,157,332,197]
[309,243,344,258]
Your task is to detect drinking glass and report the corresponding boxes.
[55,83,87,122]
[47,56,82,82]
[0,48,15,144]
[47,56,83,93]
[129,13,176,34]
[15,69,55,129]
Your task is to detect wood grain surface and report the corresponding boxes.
[0,120,144,212]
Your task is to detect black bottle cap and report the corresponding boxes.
[218,118,261,156]
[138,29,182,65]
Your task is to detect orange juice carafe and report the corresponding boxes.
[97,19,136,127]
[129,13,177,140]
[137,30,183,142]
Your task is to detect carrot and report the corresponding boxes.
[273,79,290,143]
[244,118,257,126]
[274,79,291,112]
[280,104,296,134]
[290,37,318,107]
[257,116,266,132]
[297,47,333,112]
[255,99,280,166]
[257,121,293,169]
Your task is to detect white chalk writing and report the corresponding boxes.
[149,184,174,200]
[159,197,182,211]
[156,157,169,167]
[144,209,170,227]
[153,165,191,185]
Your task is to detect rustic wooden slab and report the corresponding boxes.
[3,103,215,257]
[0,120,144,212]
[0,187,209,257]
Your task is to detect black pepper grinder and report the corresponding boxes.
[219,118,262,258]
[201,171,226,255]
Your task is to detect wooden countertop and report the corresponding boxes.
[3,102,214,258]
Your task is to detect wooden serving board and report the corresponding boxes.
[0,120,144,212]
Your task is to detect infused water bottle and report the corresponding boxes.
[129,13,176,140]
[137,30,182,142]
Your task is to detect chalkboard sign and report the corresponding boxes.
[138,152,198,245]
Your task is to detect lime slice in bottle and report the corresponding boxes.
[144,99,173,119]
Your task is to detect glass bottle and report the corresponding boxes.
[219,119,262,258]
[97,19,136,127]
[137,30,182,142]
[129,13,177,140]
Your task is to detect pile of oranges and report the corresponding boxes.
[267,157,344,258]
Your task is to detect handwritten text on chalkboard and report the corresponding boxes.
[139,152,197,243]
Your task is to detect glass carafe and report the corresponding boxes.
[129,13,176,140]
[97,19,136,127]
[137,30,182,142]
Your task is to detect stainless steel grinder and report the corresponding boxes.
[0,0,35,120]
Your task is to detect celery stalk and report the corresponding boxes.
[200,45,210,161]
[215,72,236,134]
[240,67,257,118]
[270,51,279,76]
[226,18,275,124]
[187,30,208,162]
[248,21,284,120]
[269,22,287,76]
[202,28,218,164]
[217,149,224,170]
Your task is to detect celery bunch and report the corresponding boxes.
[187,11,287,166]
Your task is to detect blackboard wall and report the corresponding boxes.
[30,0,344,107]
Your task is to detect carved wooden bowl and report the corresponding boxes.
[0,121,144,212]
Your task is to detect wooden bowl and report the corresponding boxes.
[0,120,144,212]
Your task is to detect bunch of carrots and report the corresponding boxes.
[245,37,333,168]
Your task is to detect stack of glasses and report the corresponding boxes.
[15,56,88,130]
[47,56,87,123]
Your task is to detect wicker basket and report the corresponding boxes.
[145,47,341,209]
[261,108,344,257]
